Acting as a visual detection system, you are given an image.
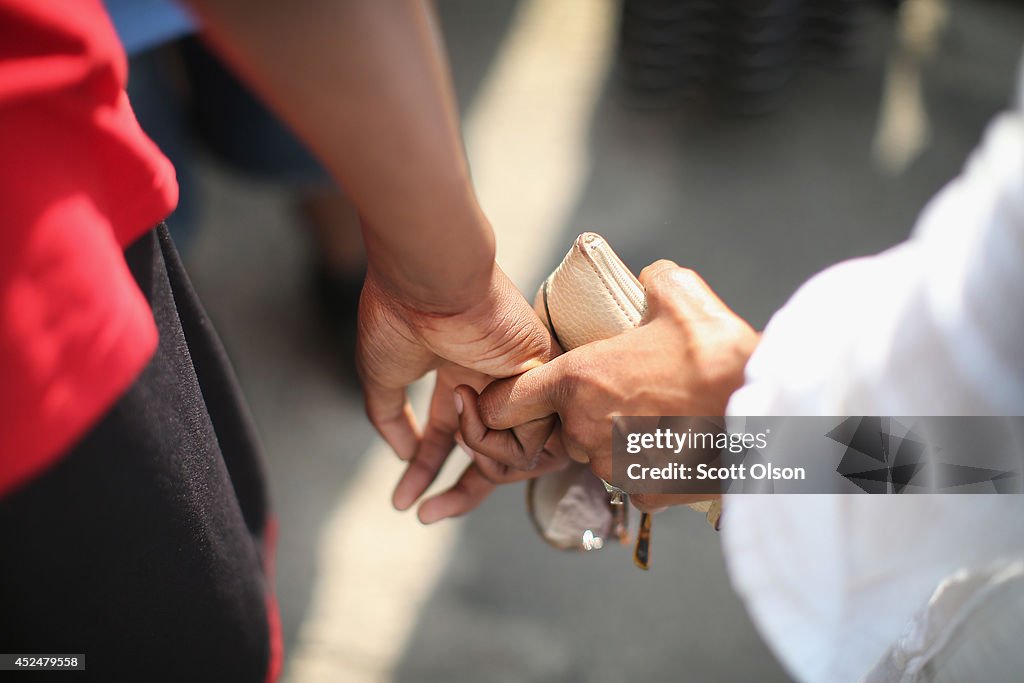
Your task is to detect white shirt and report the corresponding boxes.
[723,66,1024,682]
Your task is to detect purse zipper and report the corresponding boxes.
[579,233,647,324]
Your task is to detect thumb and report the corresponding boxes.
[476,357,565,430]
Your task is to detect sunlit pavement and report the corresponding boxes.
[183,1,1024,681]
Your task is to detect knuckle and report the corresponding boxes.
[514,423,551,466]
[461,428,488,455]
[478,394,504,430]
[660,267,701,291]
[562,419,595,452]
[473,461,498,483]
[644,268,710,326]
[482,462,512,484]
[535,448,565,472]
[556,355,589,403]
[408,455,439,478]
[423,424,453,449]
[639,259,678,281]
[642,266,680,300]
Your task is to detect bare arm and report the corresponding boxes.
[182,0,556,477]
[183,0,493,311]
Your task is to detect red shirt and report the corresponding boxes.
[0,0,177,496]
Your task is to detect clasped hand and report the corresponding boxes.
[359,259,758,523]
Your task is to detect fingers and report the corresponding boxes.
[467,443,569,484]
[466,446,511,483]
[391,422,453,510]
[457,384,556,468]
[406,382,569,525]
[363,383,420,461]
[391,381,459,510]
[474,360,564,431]
[392,365,494,511]
[416,448,571,524]
[416,462,497,524]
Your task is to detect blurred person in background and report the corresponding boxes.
[104,0,369,360]
[618,0,883,113]
[429,53,1024,683]
[0,1,563,680]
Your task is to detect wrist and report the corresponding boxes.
[365,252,498,316]
[364,207,497,314]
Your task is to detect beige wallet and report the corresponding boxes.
[527,233,721,568]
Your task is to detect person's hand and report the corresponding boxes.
[357,261,564,517]
[389,362,571,523]
[454,260,760,512]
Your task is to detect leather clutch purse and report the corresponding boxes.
[527,233,721,568]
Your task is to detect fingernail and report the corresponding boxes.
[453,391,464,416]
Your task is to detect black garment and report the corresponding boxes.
[0,226,275,682]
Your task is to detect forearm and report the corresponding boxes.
[184,0,495,310]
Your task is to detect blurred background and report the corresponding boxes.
[123,0,1024,680]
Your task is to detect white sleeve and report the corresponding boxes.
[720,75,1024,682]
